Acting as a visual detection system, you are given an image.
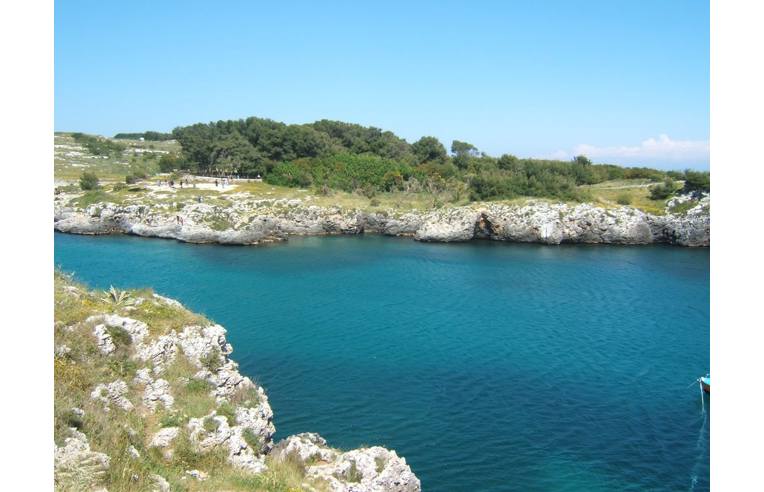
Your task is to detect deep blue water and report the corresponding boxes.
[54,232,710,491]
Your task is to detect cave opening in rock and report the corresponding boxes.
[473,213,494,239]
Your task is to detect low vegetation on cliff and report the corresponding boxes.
[54,273,421,491]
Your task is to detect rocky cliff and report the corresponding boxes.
[54,192,709,247]
[54,275,421,491]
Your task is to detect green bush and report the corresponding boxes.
[159,412,182,427]
[106,325,132,347]
[616,193,632,205]
[649,178,678,200]
[71,133,125,156]
[79,171,99,190]
[243,428,262,450]
[216,401,237,423]
[682,170,710,193]
[200,349,223,372]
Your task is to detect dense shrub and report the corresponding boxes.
[649,178,679,200]
[267,153,415,193]
[158,154,185,172]
[616,193,632,205]
[114,131,173,141]
[71,133,125,156]
[170,116,696,203]
[79,171,99,190]
[682,170,710,193]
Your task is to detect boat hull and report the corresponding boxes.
[701,380,710,394]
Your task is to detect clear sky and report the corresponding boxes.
[55,0,709,169]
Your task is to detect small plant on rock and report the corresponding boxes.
[160,412,182,427]
[106,325,132,348]
[101,286,132,306]
[229,385,261,407]
[200,349,223,372]
[203,416,220,433]
[216,401,237,423]
[242,428,262,450]
[345,461,362,483]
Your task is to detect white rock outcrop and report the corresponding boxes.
[54,428,111,490]
[272,433,421,492]
[90,380,134,411]
[55,191,709,247]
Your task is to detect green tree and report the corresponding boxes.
[209,132,264,176]
[497,154,520,171]
[682,170,710,193]
[451,140,478,169]
[79,171,99,190]
[412,136,447,164]
[574,155,592,166]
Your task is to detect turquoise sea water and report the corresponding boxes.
[54,232,710,491]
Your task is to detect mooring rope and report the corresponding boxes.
[688,378,709,491]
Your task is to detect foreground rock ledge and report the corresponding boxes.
[54,278,421,491]
[54,193,710,247]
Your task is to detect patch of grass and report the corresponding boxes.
[578,179,666,215]
[242,428,262,450]
[228,384,260,407]
[204,215,234,231]
[225,454,308,491]
[72,190,112,208]
[127,291,209,336]
[186,379,212,393]
[106,358,138,379]
[203,416,220,433]
[159,412,183,428]
[615,193,632,205]
[668,200,698,215]
[200,349,223,372]
[165,357,217,418]
[375,456,386,473]
[106,325,132,348]
[344,461,363,483]
[216,401,237,424]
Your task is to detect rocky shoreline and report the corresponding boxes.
[54,278,421,491]
[54,193,710,247]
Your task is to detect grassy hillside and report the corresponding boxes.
[55,132,180,182]
[54,131,698,215]
[53,273,312,491]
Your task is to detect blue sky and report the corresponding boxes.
[55,0,709,169]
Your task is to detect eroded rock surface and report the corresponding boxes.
[54,191,709,247]
[273,433,421,492]
[55,284,420,490]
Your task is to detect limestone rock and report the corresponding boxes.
[150,427,179,448]
[128,445,140,459]
[142,377,174,411]
[54,428,110,491]
[187,413,268,473]
[271,433,338,464]
[273,433,421,492]
[55,191,709,246]
[185,469,209,481]
[90,380,134,411]
[149,473,170,492]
